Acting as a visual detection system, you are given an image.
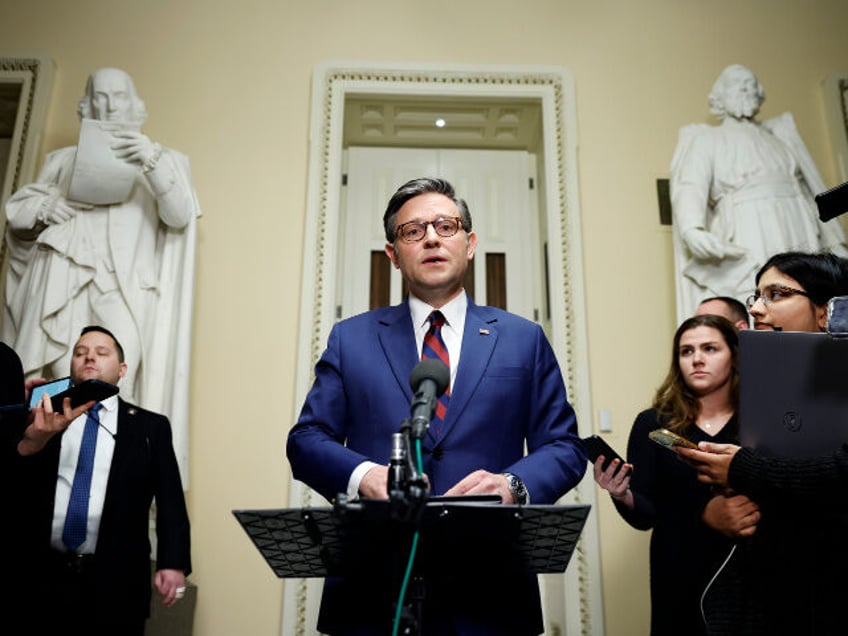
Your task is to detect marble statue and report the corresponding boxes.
[670,64,848,322]
[2,67,200,481]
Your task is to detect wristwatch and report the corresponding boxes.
[502,472,527,505]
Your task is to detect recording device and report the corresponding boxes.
[387,360,449,523]
[582,435,629,475]
[29,377,119,411]
[29,377,72,408]
[827,296,848,337]
[815,180,848,222]
[648,428,698,451]
[408,359,450,439]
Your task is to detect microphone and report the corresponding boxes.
[816,180,848,222]
[387,432,406,496]
[408,359,450,439]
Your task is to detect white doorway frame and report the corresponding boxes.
[0,53,54,284]
[286,61,603,635]
[0,53,53,212]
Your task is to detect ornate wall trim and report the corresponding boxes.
[824,71,848,182]
[286,61,602,635]
[0,54,54,215]
[0,54,54,284]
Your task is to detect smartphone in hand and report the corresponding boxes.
[29,377,72,408]
[648,428,698,450]
[582,435,629,475]
[29,377,119,411]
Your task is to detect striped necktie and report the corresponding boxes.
[422,311,450,429]
[63,403,102,552]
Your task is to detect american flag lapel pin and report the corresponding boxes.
[479,328,490,335]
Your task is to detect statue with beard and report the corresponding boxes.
[669,64,848,322]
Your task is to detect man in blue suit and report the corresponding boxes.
[287,177,586,635]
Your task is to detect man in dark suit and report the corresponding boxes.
[12,325,191,636]
[287,177,586,635]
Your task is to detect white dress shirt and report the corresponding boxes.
[51,395,119,553]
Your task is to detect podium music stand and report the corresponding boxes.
[233,498,590,579]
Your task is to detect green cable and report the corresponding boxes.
[391,529,420,636]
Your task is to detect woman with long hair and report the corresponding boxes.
[594,314,757,635]
[679,250,848,634]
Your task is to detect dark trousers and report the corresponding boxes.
[28,550,146,636]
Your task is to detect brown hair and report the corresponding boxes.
[652,314,739,433]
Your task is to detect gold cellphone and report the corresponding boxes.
[648,428,698,450]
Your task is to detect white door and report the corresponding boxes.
[341,146,543,323]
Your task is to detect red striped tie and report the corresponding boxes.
[422,311,450,429]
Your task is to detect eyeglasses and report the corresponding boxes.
[745,285,811,310]
[395,217,463,243]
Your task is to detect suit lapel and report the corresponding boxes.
[376,302,418,403]
[103,399,145,503]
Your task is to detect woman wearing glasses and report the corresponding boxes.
[679,250,848,635]
[744,251,848,332]
[593,314,752,636]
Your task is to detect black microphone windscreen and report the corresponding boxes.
[410,359,450,397]
[816,180,848,222]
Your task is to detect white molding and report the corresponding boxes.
[0,53,54,244]
[286,61,602,636]
[823,71,848,183]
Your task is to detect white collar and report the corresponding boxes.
[409,292,467,332]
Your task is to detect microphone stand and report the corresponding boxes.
[389,378,439,522]
[388,421,429,523]
[385,359,448,636]
[388,419,430,635]
[386,389,437,636]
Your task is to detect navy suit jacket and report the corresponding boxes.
[12,398,191,622]
[287,298,586,635]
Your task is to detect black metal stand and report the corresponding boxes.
[234,498,590,632]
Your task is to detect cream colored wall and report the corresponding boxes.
[2,1,847,634]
